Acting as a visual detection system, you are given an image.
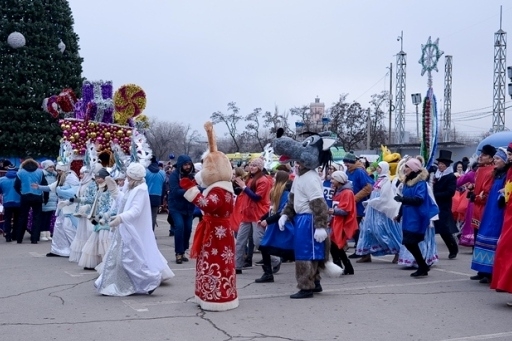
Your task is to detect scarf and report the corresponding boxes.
[435,166,453,179]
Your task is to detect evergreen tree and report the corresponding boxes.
[0,0,83,157]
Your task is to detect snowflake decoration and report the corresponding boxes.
[211,248,218,256]
[197,197,209,207]
[210,194,219,204]
[215,225,227,239]
[221,247,235,264]
[418,36,444,77]
[224,192,232,203]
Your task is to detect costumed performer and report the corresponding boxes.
[396,156,439,268]
[255,170,295,283]
[68,165,99,263]
[273,129,343,299]
[490,142,512,306]
[95,162,174,296]
[394,158,439,277]
[471,148,507,283]
[34,161,80,257]
[180,121,239,311]
[79,168,118,270]
[329,170,357,275]
[356,161,402,263]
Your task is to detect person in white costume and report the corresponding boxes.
[33,162,80,257]
[68,165,99,263]
[95,163,174,296]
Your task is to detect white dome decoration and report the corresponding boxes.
[7,31,26,48]
[58,39,66,53]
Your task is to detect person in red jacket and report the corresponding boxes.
[233,157,272,274]
[329,171,357,275]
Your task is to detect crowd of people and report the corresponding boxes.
[1,139,512,309]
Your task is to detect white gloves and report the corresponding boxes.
[109,216,122,227]
[278,215,288,231]
[57,200,70,209]
[362,201,368,208]
[314,228,328,243]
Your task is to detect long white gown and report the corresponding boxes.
[48,172,80,257]
[94,182,174,296]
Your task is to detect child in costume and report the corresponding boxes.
[329,170,357,275]
[273,129,343,299]
[181,121,239,311]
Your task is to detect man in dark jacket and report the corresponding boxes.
[14,158,48,244]
[167,155,196,263]
[145,156,167,231]
[433,150,459,259]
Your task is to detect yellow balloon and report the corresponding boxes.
[126,130,132,136]
[90,132,97,138]
[117,130,124,137]
[70,136,75,142]
[73,132,79,138]
[105,132,111,139]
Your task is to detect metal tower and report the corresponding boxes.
[395,31,406,144]
[492,7,507,132]
[443,56,453,141]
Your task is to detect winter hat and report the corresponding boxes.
[377,161,390,175]
[494,147,507,163]
[79,166,87,174]
[95,168,110,179]
[507,142,512,154]
[342,153,357,164]
[41,160,55,170]
[479,144,497,157]
[194,162,203,171]
[126,163,146,181]
[250,157,265,171]
[331,170,348,184]
[55,161,69,172]
[405,158,422,172]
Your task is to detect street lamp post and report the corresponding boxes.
[411,93,422,141]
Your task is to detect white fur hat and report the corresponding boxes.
[331,170,348,184]
[41,160,55,170]
[126,163,146,181]
[55,161,69,172]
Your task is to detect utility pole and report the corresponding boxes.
[366,108,371,150]
[388,63,393,144]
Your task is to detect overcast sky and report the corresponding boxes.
[68,0,512,139]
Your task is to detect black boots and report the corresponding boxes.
[313,280,322,293]
[290,281,321,298]
[290,289,313,299]
[255,265,274,283]
[410,267,429,277]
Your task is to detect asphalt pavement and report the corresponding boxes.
[0,215,511,341]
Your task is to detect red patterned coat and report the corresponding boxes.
[184,181,238,311]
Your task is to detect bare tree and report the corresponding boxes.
[328,95,367,152]
[290,105,312,132]
[146,119,204,161]
[368,92,389,148]
[211,102,242,152]
[145,118,183,160]
[245,108,270,150]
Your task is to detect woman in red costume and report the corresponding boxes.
[491,142,512,307]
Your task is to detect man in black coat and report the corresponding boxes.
[433,150,459,259]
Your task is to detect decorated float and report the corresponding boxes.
[43,81,150,172]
